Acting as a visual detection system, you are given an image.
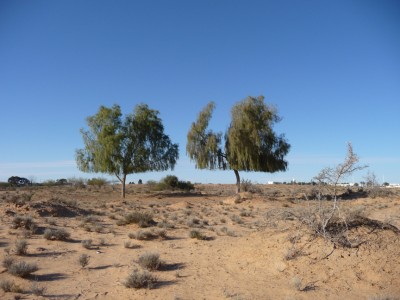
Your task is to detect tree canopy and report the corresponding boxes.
[76,104,179,197]
[187,96,290,192]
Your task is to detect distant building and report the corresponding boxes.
[337,183,356,187]
[388,183,400,188]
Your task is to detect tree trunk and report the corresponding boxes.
[121,175,126,198]
[234,169,240,193]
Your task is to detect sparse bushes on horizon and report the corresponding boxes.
[87,177,108,187]
[148,175,195,192]
[241,179,262,193]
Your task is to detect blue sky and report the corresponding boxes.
[1,0,399,184]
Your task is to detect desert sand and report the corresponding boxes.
[0,184,399,300]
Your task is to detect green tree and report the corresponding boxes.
[76,104,179,198]
[187,96,290,193]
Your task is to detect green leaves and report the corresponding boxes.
[226,96,290,172]
[186,96,290,174]
[76,103,179,197]
[186,102,225,170]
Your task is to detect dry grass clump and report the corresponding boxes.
[117,211,155,227]
[189,229,207,240]
[220,227,236,237]
[81,239,93,249]
[49,197,78,207]
[230,215,243,224]
[79,215,103,232]
[14,239,28,255]
[0,279,22,293]
[154,228,167,239]
[11,215,37,232]
[128,229,167,240]
[43,228,70,241]
[241,179,262,194]
[124,269,158,289]
[78,254,90,268]
[129,230,155,240]
[7,260,39,278]
[124,240,137,249]
[157,220,175,229]
[138,252,162,271]
[284,247,304,261]
[187,217,201,227]
[31,282,46,296]
[46,217,57,225]
[2,256,15,269]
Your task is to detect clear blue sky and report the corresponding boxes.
[1,0,399,184]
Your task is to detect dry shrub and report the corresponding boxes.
[265,203,399,248]
[14,239,28,256]
[31,282,46,296]
[284,247,304,261]
[124,269,157,289]
[12,215,37,232]
[81,239,93,249]
[2,256,14,269]
[241,179,261,194]
[0,279,22,293]
[189,230,207,240]
[124,241,137,249]
[8,260,38,277]
[138,252,162,271]
[43,228,70,241]
[129,230,156,240]
[79,254,90,268]
[187,217,201,227]
[119,212,155,227]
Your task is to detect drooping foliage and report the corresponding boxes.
[186,96,290,192]
[186,102,226,170]
[76,104,179,197]
[226,96,290,172]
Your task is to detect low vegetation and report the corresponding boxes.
[117,211,155,227]
[78,254,90,268]
[0,178,398,298]
[124,269,158,289]
[0,279,22,293]
[138,252,162,271]
[157,175,195,191]
[43,228,70,241]
[7,260,39,278]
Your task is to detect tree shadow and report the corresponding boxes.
[89,265,113,270]
[154,280,178,289]
[163,236,185,241]
[43,294,77,299]
[28,251,71,258]
[160,262,185,272]
[33,273,68,282]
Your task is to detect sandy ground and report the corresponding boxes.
[0,184,399,300]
